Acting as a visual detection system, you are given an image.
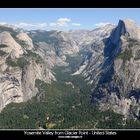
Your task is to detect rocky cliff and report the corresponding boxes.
[0,27,58,112]
[71,19,140,119]
[78,19,140,119]
[1,19,140,120]
[0,26,81,112]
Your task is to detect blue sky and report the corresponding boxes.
[0,8,140,31]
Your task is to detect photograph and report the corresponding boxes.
[0,8,140,138]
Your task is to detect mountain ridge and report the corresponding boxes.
[1,19,140,122]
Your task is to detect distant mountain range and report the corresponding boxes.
[1,19,140,121]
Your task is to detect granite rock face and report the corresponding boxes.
[1,19,140,120]
[0,28,58,112]
[0,26,84,112]
[88,19,140,119]
[16,32,34,50]
[0,72,23,111]
[0,31,23,58]
[72,19,140,119]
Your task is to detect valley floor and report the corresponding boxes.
[0,56,140,129]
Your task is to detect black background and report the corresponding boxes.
[1,130,140,138]
[0,0,139,8]
[0,0,140,139]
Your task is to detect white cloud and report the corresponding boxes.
[0,22,7,25]
[15,22,34,27]
[14,22,48,30]
[50,18,71,27]
[57,18,71,23]
[49,22,57,26]
[71,23,81,26]
[94,22,112,27]
[36,23,47,28]
[0,18,81,30]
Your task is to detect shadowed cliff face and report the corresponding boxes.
[90,19,140,119]
[70,19,140,119]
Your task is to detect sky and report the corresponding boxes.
[0,8,140,31]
